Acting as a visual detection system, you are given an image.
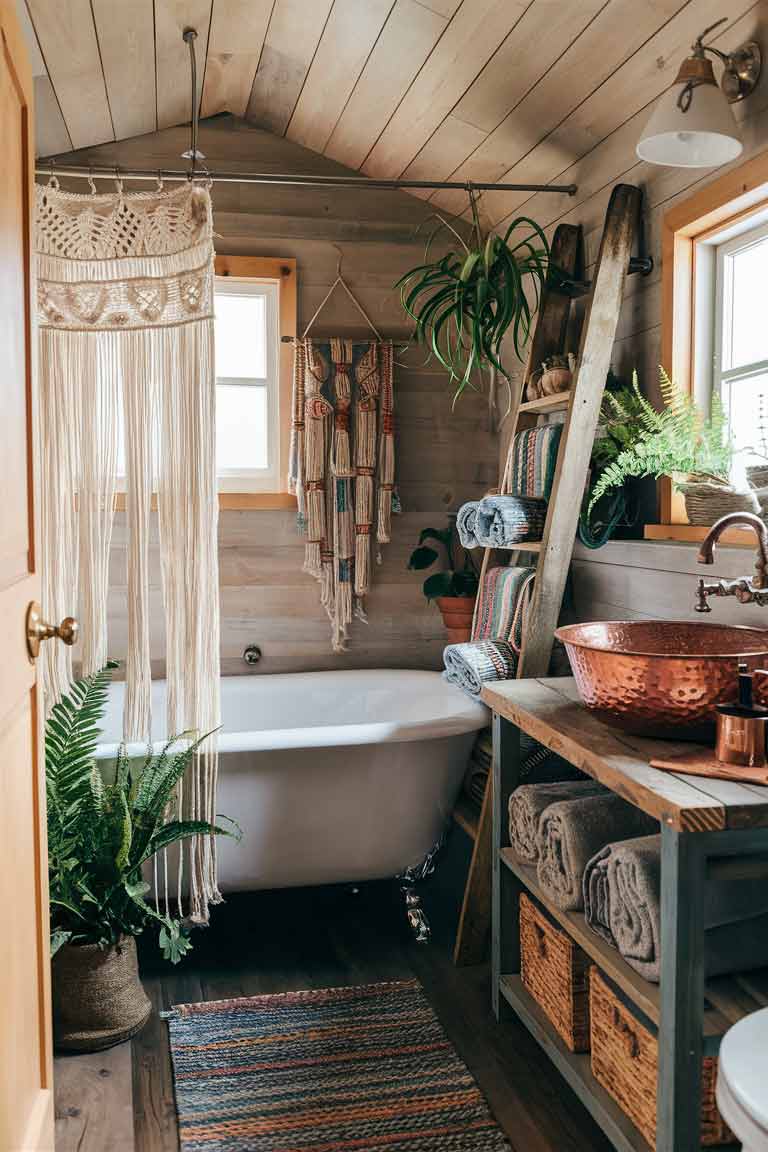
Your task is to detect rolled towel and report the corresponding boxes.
[592,835,768,982]
[583,845,615,944]
[475,495,547,547]
[537,792,657,910]
[456,501,480,549]
[509,780,606,863]
[443,639,517,697]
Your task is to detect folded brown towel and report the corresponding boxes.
[537,792,657,910]
[589,835,768,983]
[509,780,605,864]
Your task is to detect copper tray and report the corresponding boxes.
[555,620,768,737]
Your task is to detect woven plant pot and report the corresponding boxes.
[677,481,760,527]
[747,465,768,489]
[436,595,476,644]
[52,936,151,1052]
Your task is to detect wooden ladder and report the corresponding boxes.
[452,183,642,967]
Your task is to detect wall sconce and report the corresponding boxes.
[636,18,761,168]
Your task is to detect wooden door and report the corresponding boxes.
[0,2,54,1150]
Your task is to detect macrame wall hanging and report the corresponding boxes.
[36,179,221,923]
[289,337,396,651]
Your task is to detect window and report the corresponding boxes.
[649,151,768,541]
[214,277,279,492]
[713,219,768,485]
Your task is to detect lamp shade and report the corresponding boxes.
[636,62,743,167]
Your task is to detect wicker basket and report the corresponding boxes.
[677,480,760,526]
[590,968,732,1147]
[747,465,768,489]
[519,892,591,1052]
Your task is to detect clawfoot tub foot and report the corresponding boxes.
[397,836,444,944]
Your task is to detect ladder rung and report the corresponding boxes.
[518,391,571,415]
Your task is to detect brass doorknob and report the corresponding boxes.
[26,601,79,660]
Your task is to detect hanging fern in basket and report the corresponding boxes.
[395,195,549,404]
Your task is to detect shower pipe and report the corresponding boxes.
[33,163,578,196]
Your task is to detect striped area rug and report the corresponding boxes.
[167,979,511,1151]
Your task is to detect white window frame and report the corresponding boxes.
[214,275,280,493]
[713,218,768,405]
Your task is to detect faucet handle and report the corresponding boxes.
[694,577,713,612]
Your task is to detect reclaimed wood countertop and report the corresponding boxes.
[481,676,768,833]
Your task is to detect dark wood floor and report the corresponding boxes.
[54,834,613,1152]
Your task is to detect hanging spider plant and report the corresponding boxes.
[396,196,549,404]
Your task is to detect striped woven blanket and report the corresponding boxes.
[475,494,547,546]
[472,565,535,643]
[443,639,517,697]
[510,424,562,500]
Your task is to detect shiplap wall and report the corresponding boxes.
[57,119,496,677]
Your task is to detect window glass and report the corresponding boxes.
[215,384,268,471]
[214,292,267,380]
[724,235,768,371]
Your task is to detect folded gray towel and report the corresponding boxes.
[443,639,517,698]
[456,501,480,549]
[589,835,768,982]
[475,495,547,547]
[509,780,606,863]
[537,792,657,910]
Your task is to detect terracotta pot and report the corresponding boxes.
[540,366,572,395]
[52,936,151,1052]
[436,595,476,644]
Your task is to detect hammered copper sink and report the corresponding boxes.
[554,621,768,736]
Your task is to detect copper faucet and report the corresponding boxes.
[695,512,768,612]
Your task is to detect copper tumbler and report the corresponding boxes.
[715,706,768,768]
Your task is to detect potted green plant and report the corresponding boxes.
[396,197,549,408]
[586,368,754,526]
[47,660,238,1052]
[408,522,479,642]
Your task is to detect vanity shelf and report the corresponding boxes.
[485,675,768,1152]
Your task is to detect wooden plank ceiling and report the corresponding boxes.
[20,0,763,233]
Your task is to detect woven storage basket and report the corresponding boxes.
[519,892,591,1053]
[590,968,732,1147]
[52,936,151,1052]
[677,481,759,526]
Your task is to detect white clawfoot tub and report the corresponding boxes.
[96,669,487,892]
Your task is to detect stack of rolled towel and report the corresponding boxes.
[457,494,547,548]
[443,566,534,698]
[508,781,657,909]
[584,836,768,982]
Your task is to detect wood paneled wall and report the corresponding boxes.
[58,118,496,677]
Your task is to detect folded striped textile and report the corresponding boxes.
[463,761,489,808]
[472,565,535,643]
[457,501,481,548]
[508,780,607,864]
[510,424,562,501]
[584,835,768,982]
[475,494,547,547]
[537,792,657,910]
[443,639,517,697]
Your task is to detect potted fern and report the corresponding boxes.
[586,368,755,526]
[396,196,549,410]
[47,660,238,1051]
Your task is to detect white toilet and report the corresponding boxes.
[717,1007,768,1151]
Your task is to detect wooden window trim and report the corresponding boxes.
[215,254,297,510]
[647,149,768,543]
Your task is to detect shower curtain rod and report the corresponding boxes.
[33,163,577,196]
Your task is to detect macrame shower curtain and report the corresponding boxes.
[36,180,221,922]
[289,338,395,651]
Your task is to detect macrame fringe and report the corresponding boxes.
[288,336,395,650]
